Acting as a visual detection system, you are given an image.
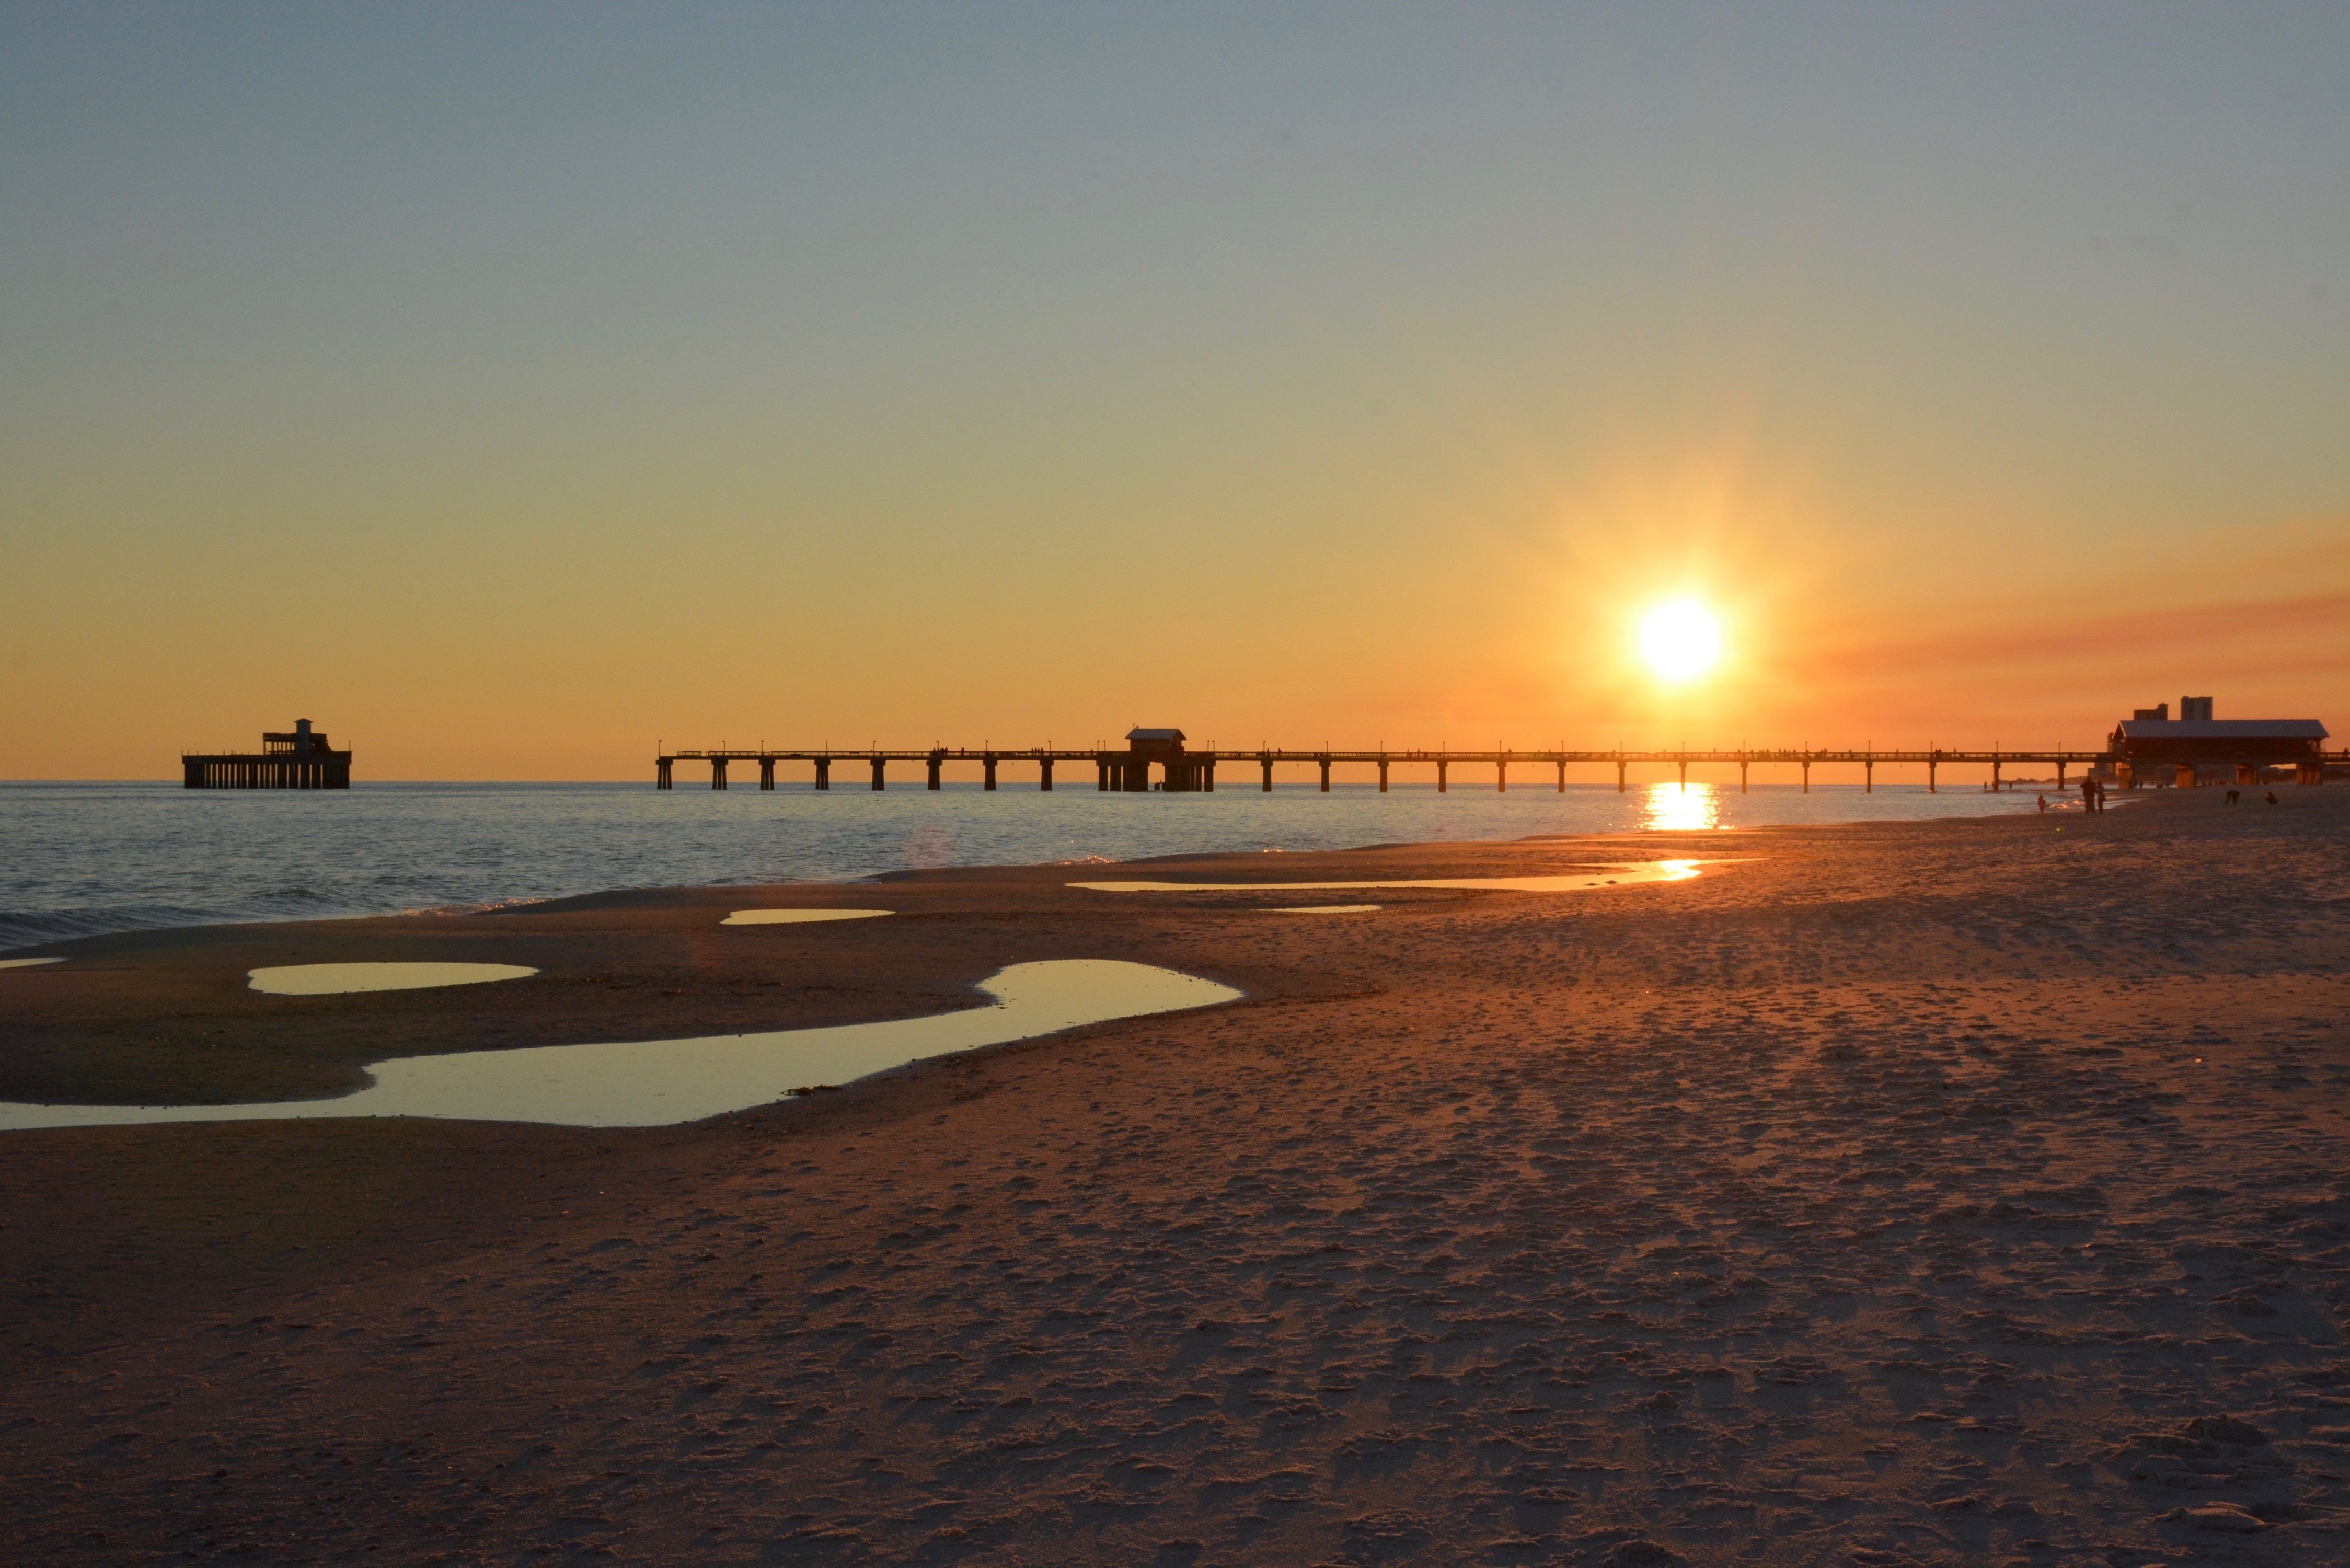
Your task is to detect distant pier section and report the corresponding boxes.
[183,719,352,790]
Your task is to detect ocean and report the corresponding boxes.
[0,778,2051,951]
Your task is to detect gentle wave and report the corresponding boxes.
[0,779,2043,951]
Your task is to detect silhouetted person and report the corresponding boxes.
[2081,777,2095,814]
[2037,793,2048,813]
[2226,789,2240,805]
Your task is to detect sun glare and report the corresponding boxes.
[1638,599,1722,683]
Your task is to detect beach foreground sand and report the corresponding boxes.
[2,790,2345,1564]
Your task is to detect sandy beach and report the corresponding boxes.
[2,789,2344,1564]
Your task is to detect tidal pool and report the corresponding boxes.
[249,962,539,996]
[723,908,894,926]
[1072,860,1706,895]
[0,959,1239,1132]
[0,957,66,970]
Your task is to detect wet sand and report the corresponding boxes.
[2,792,2345,1563]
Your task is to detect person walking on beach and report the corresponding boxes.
[2037,793,2048,813]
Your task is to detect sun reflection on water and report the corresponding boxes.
[1641,780,1726,832]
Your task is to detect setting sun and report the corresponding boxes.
[1638,598,1722,683]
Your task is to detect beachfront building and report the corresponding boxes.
[2109,698,2326,788]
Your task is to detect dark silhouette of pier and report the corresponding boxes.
[184,720,352,790]
[657,713,2340,795]
[655,729,2209,795]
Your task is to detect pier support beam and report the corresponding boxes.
[1677,760,1687,791]
[1802,760,1810,794]
[1204,758,1215,792]
[815,758,831,790]
[1437,759,1448,793]
[1378,758,1389,793]
[711,757,729,790]
[1992,758,2002,792]
[2174,763,2195,789]
[1864,759,1872,793]
[1318,756,1331,792]
[1740,759,1748,793]
[983,755,997,791]
[2055,759,2066,789]
[759,757,775,790]
[1616,759,1626,793]
[1497,757,1507,793]
[1557,759,1565,792]
[927,755,943,790]
[870,757,885,791]
[1040,758,1054,791]
[1261,757,1273,792]
[1928,757,1937,794]
[656,758,673,789]
[1099,758,1110,791]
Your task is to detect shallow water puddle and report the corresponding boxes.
[249,962,539,996]
[0,957,66,970]
[0,960,1239,1132]
[1072,859,1706,895]
[723,908,893,926]
[1266,905,1380,914]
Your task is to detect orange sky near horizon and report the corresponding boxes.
[3,7,2343,781]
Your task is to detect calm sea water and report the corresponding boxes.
[0,778,2047,951]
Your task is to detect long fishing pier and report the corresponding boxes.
[656,741,2146,794]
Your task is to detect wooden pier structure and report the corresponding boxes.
[183,719,352,790]
[658,728,2331,795]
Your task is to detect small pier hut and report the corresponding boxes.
[2110,698,2326,787]
[183,719,353,789]
[1100,728,1214,792]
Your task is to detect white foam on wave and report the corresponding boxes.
[0,957,66,970]
[0,959,1240,1132]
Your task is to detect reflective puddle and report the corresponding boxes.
[1073,860,1706,895]
[0,960,1239,1132]
[723,909,893,926]
[0,958,66,971]
[1266,905,1380,915]
[249,963,539,996]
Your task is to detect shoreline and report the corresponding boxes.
[3,785,2344,1562]
[0,777,2055,954]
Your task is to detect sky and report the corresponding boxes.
[3,3,2344,780]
